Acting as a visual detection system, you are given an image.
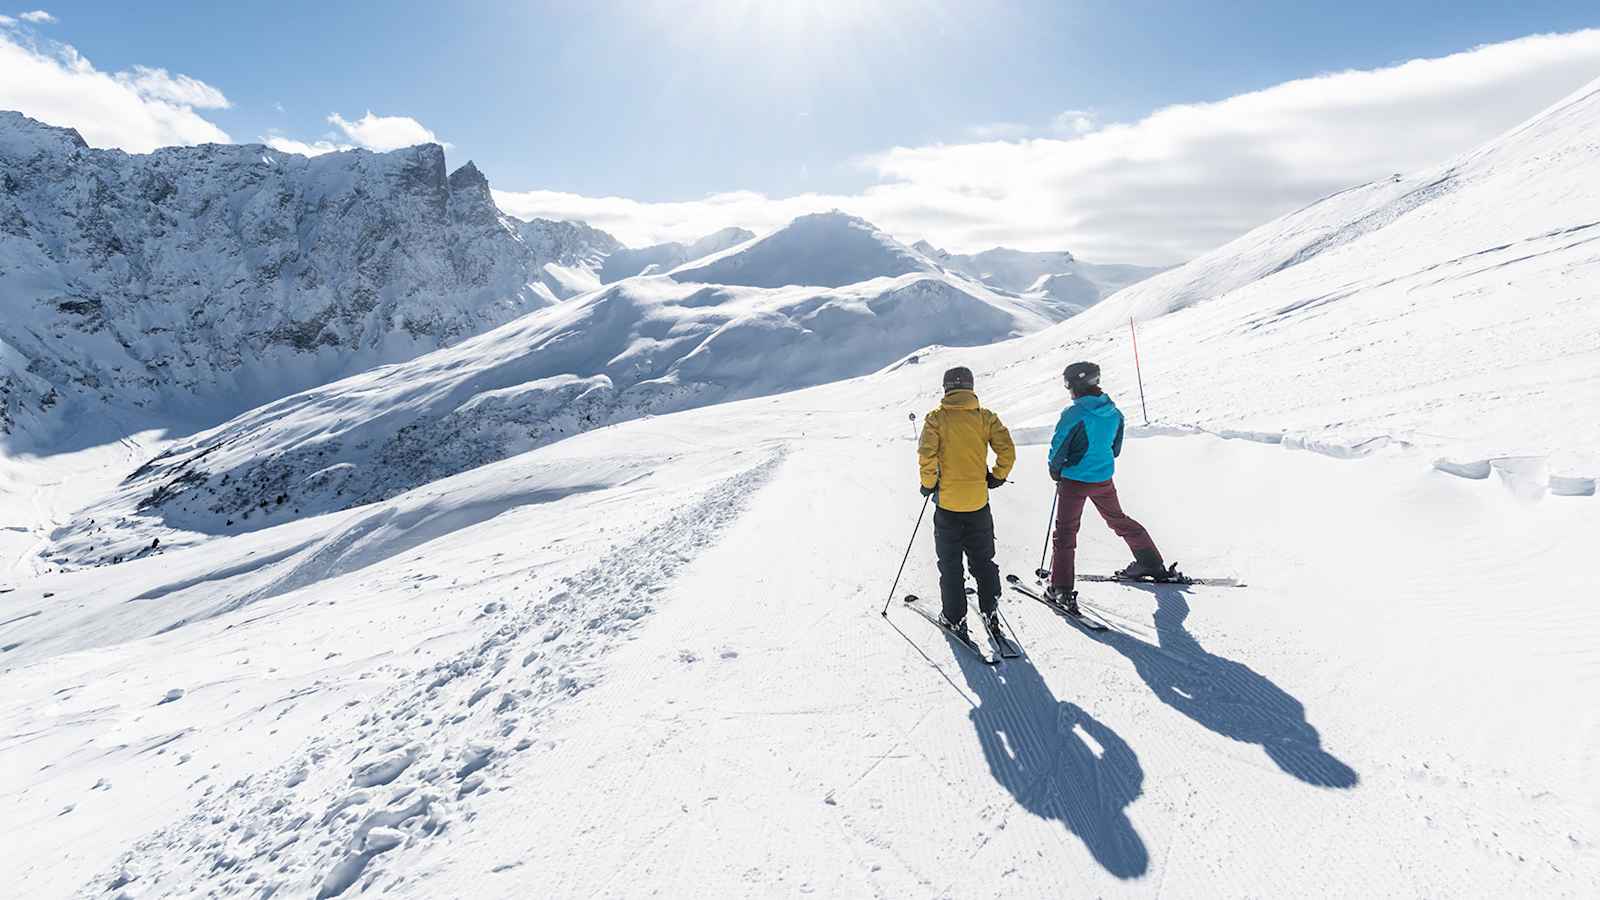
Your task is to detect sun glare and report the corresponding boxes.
[647,0,916,56]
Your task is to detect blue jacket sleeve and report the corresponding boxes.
[1112,414,1125,458]
[1047,407,1086,480]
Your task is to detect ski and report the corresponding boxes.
[1033,566,1245,588]
[1080,573,1245,588]
[980,612,1024,659]
[1005,574,1109,631]
[903,595,999,665]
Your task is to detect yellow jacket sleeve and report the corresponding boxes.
[987,410,1016,481]
[918,410,942,489]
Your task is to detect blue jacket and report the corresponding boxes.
[1048,393,1125,483]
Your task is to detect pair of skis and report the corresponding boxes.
[901,592,1021,666]
[1045,565,1246,588]
[900,565,1246,660]
[1006,573,1111,631]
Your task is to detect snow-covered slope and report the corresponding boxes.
[671,212,937,288]
[4,310,1596,898]
[3,76,1600,900]
[1045,73,1600,478]
[512,217,622,300]
[598,226,756,283]
[41,270,1055,568]
[509,220,760,301]
[0,112,551,447]
[913,241,1168,310]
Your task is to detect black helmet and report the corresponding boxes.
[942,366,974,392]
[1063,361,1101,391]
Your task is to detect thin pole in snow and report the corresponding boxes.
[882,493,931,617]
[1130,317,1150,426]
[908,412,918,442]
[1038,489,1058,577]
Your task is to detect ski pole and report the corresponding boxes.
[1130,317,1150,426]
[908,412,917,442]
[1037,488,1058,578]
[882,493,932,616]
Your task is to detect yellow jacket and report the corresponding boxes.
[918,389,1016,512]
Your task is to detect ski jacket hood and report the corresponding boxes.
[1048,393,1125,483]
[919,390,1016,512]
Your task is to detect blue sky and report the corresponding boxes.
[4,2,1600,259]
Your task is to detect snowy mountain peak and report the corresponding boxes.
[669,210,936,288]
[0,109,89,158]
[447,160,490,193]
[0,115,552,445]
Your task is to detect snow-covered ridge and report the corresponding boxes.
[512,217,623,301]
[914,241,1169,310]
[1036,73,1600,483]
[509,220,760,301]
[669,211,936,288]
[0,112,551,446]
[599,226,757,283]
[1072,76,1600,332]
[42,267,1058,568]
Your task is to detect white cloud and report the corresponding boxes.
[327,111,446,151]
[0,31,229,152]
[18,10,54,24]
[266,111,447,158]
[966,121,1032,140]
[498,30,1600,263]
[1051,109,1097,135]
[0,15,15,26]
[115,65,229,109]
[262,134,350,157]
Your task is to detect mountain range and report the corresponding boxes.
[0,111,1146,456]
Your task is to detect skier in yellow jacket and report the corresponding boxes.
[918,366,1016,635]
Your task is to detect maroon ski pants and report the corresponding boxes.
[1051,478,1159,589]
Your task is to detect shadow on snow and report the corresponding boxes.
[1086,584,1359,789]
[950,638,1150,880]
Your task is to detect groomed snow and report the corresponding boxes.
[2,349,1594,897]
[1,67,1597,900]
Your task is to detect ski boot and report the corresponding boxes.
[1044,585,1081,616]
[938,614,969,636]
[980,610,1002,635]
[1116,548,1173,581]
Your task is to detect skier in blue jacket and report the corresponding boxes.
[1045,361,1168,613]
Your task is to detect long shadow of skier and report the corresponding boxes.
[1084,585,1359,788]
[949,637,1150,879]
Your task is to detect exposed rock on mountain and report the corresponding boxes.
[0,112,549,445]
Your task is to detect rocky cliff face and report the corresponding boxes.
[0,111,550,445]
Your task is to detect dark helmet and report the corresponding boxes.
[1063,361,1101,391]
[942,366,975,392]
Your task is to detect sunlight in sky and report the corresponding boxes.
[649,0,914,49]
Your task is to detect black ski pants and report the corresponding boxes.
[933,504,1001,622]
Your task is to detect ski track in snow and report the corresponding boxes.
[77,448,785,898]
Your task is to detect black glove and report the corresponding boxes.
[920,483,937,497]
[986,472,1005,489]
